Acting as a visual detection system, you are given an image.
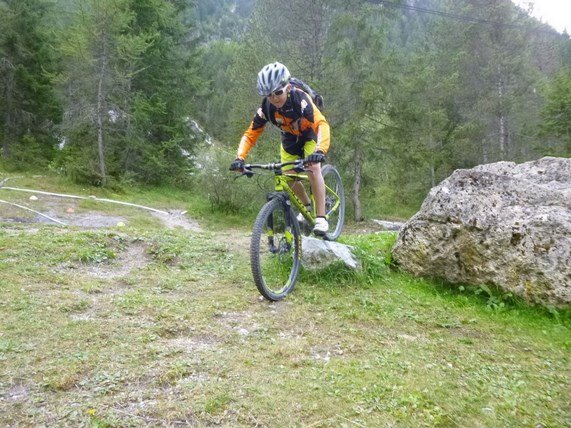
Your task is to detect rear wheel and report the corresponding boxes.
[251,198,301,301]
[322,164,345,241]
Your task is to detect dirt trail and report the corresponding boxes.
[0,190,201,231]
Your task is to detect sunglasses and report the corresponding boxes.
[270,87,286,97]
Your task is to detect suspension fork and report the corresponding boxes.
[266,192,295,252]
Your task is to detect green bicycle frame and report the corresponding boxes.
[275,172,341,226]
[275,172,314,224]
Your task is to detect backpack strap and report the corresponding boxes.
[290,86,303,117]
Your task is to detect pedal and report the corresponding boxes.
[313,229,327,238]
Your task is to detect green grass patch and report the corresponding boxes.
[0,171,568,427]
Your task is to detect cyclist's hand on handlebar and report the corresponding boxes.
[306,151,326,164]
[229,158,245,171]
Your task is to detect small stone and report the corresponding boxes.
[301,236,360,271]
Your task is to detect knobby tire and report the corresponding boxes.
[251,198,301,301]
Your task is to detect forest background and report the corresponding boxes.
[1,0,570,221]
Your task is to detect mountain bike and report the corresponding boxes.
[237,159,345,301]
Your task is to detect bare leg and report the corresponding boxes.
[306,163,325,216]
[287,176,311,206]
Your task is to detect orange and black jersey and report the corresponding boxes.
[237,88,330,160]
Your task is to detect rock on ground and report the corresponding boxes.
[372,220,405,231]
[392,157,571,308]
[301,236,361,271]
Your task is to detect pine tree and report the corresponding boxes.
[0,0,61,168]
[323,3,393,220]
[55,0,203,186]
[540,67,571,156]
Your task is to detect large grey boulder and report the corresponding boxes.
[301,236,361,271]
[392,157,571,307]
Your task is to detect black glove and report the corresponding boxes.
[229,158,245,171]
[306,151,325,164]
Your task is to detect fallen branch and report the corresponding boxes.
[0,199,67,226]
[1,186,170,215]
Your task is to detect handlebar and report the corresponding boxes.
[233,155,327,179]
[245,159,305,172]
[235,158,317,179]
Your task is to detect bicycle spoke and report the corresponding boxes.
[251,199,301,301]
[322,165,345,241]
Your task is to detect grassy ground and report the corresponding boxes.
[0,175,569,427]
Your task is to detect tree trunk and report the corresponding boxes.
[497,72,508,159]
[122,72,134,171]
[482,141,488,164]
[352,148,364,222]
[96,43,108,186]
[428,117,436,188]
[1,60,15,158]
[498,113,510,159]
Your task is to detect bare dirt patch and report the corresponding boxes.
[57,241,151,280]
[166,336,220,354]
[150,210,201,231]
[4,385,29,402]
[0,190,201,230]
[214,310,262,337]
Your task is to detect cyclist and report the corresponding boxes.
[230,62,331,235]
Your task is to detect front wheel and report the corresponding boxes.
[251,198,301,301]
[322,164,345,241]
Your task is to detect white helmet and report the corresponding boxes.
[257,62,290,96]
